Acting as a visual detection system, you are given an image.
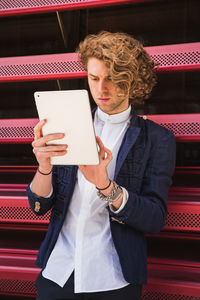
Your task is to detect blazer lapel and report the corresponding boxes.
[92,105,141,179]
[114,115,141,179]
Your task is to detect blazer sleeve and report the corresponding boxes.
[108,129,176,234]
[26,167,59,216]
[27,183,56,216]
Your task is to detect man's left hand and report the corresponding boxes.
[79,136,112,189]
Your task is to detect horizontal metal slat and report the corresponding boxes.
[168,187,200,197]
[0,43,199,82]
[0,183,199,195]
[174,167,200,175]
[146,42,200,72]
[1,114,200,143]
[142,113,200,142]
[0,0,151,17]
[0,52,86,82]
[144,261,200,298]
[164,201,200,232]
[0,267,39,297]
[0,165,198,174]
[1,195,200,232]
[0,196,50,225]
[0,118,38,143]
[0,166,37,174]
[1,250,200,298]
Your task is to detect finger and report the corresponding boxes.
[78,165,85,172]
[96,136,105,159]
[32,133,65,147]
[103,147,113,164]
[43,133,65,144]
[34,150,67,158]
[34,145,68,152]
[34,119,46,140]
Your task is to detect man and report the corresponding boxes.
[27,31,176,300]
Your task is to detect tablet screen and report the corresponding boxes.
[34,89,99,165]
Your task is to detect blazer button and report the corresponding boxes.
[111,217,125,225]
[34,201,40,212]
[142,115,147,120]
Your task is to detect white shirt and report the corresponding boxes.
[42,106,131,292]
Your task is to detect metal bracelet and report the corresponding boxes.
[97,181,122,205]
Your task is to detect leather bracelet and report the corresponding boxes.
[96,179,111,191]
[38,168,52,175]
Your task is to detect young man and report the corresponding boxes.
[27,31,176,300]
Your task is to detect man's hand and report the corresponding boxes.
[32,119,68,173]
[79,136,112,189]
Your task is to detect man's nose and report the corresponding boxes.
[98,80,107,93]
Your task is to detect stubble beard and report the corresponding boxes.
[102,96,128,115]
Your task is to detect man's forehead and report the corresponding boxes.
[87,58,111,77]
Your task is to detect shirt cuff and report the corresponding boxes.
[109,187,129,214]
[29,182,53,198]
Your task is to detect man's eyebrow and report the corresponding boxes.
[88,73,97,77]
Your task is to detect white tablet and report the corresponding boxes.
[34,89,99,165]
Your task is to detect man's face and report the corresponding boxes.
[87,58,129,115]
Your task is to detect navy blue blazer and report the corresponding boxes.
[27,110,176,285]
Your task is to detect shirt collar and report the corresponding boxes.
[96,106,131,124]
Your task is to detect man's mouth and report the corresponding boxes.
[98,98,110,102]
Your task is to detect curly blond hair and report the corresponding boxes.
[77,31,158,106]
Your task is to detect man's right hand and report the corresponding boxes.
[32,119,68,173]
